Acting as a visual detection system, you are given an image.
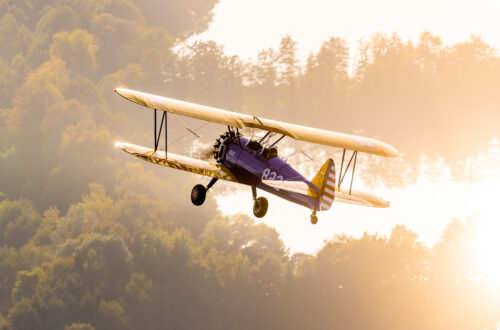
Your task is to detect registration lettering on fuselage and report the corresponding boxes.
[261,168,283,181]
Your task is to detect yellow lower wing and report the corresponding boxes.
[262,179,390,209]
[335,190,390,208]
[115,142,237,182]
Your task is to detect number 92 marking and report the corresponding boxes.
[261,168,283,181]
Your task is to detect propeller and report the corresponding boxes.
[190,142,216,161]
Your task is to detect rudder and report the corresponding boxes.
[310,159,336,211]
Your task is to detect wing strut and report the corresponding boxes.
[338,149,358,195]
[154,109,168,160]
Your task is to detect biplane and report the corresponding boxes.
[114,88,398,224]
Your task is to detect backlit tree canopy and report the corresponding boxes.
[0,1,499,329]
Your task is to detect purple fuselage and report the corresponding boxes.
[219,136,319,210]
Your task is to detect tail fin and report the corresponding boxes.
[310,159,336,211]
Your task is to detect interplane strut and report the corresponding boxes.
[154,109,167,160]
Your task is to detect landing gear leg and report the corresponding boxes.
[310,211,318,225]
[251,186,268,218]
[252,186,257,200]
[207,178,218,191]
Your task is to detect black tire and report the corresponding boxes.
[253,197,268,218]
[191,184,206,206]
[310,214,318,225]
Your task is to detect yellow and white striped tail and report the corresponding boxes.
[310,158,336,211]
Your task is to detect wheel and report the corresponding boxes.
[191,184,206,206]
[253,197,268,218]
[310,214,318,225]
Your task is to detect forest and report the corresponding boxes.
[0,0,499,329]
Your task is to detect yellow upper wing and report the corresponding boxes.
[115,88,398,157]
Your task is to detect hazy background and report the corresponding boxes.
[0,0,499,329]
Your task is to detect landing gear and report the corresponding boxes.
[191,184,206,206]
[310,211,318,225]
[253,197,268,218]
[251,186,268,218]
[191,178,218,206]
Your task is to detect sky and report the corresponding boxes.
[216,140,500,253]
[197,0,500,62]
[216,139,500,254]
[196,0,500,254]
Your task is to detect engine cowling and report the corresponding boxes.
[213,132,231,164]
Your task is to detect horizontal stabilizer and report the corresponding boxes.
[262,180,313,195]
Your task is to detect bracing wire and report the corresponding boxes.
[158,121,212,151]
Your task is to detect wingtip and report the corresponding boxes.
[114,141,127,150]
[388,147,399,158]
[382,144,399,157]
[114,88,133,100]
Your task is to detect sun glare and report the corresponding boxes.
[477,222,500,285]
[473,178,500,286]
[472,140,500,285]
[216,138,500,286]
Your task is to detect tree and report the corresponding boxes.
[131,0,220,39]
[65,323,95,330]
[95,300,130,330]
[243,48,278,115]
[276,35,300,87]
[7,298,42,330]
[0,58,22,108]
[50,29,99,78]
[92,0,144,24]
[300,37,349,120]
[174,40,243,109]
[0,199,41,248]
[35,6,78,39]
[0,13,31,62]
[0,313,7,330]
[416,31,443,73]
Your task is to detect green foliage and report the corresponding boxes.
[73,234,133,290]
[0,199,41,248]
[65,323,95,330]
[10,58,69,130]
[96,300,129,329]
[276,35,300,86]
[0,13,31,62]
[1,1,500,329]
[0,58,22,108]
[0,190,497,329]
[7,297,42,330]
[50,29,99,77]
[11,268,42,303]
[0,247,23,310]
[92,0,144,24]
[0,313,7,330]
[131,0,219,39]
[125,272,152,304]
[35,6,78,38]
[173,40,243,108]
